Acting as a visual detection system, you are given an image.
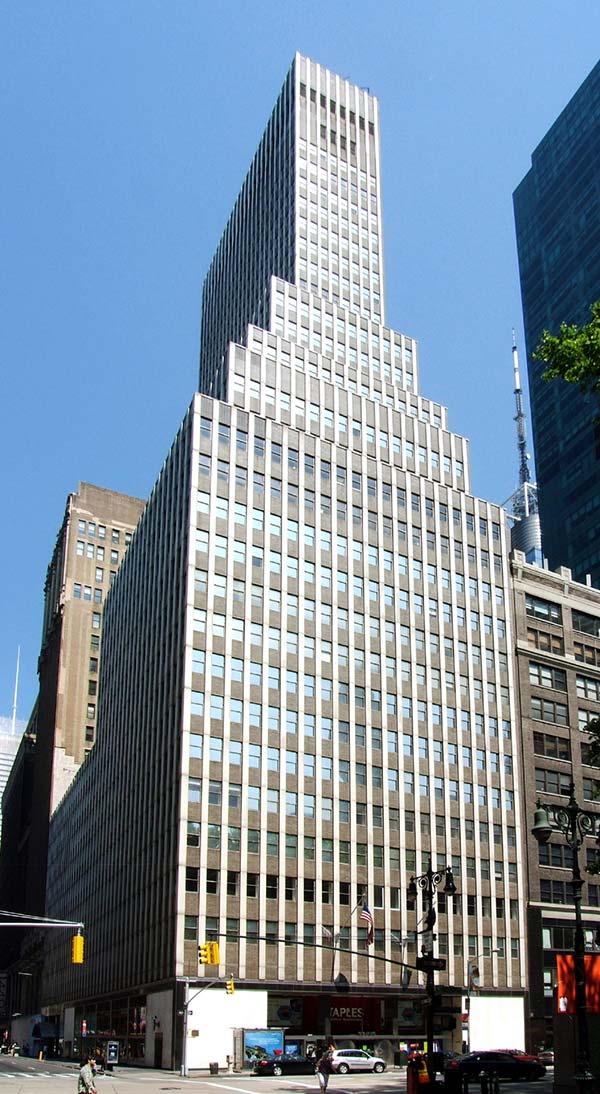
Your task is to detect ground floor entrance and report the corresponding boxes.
[69,995,147,1064]
[49,982,464,1070]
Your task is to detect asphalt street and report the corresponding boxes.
[0,1057,555,1094]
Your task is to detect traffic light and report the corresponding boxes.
[198,941,220,965]
[226,978,235,995]
[71,934,84,964]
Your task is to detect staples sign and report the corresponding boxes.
[329,1007,364,1021]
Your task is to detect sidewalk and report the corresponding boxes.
[0,1059,256,1085]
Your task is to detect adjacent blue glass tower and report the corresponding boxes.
[513,60,600,588]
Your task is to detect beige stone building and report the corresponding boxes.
[510,552,600,1051]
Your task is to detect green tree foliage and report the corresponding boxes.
[533,300,600,394]
[585,716,600,766]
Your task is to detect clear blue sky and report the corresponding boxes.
[2,1,599,723]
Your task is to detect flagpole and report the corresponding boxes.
[329,895,363,983]
[359,898,375,947]
[329,933,338,984]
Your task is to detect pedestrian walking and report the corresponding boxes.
[78,1055,98,1094]
[316,1044,335,1092]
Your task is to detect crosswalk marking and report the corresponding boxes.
[0,1072,76,1080]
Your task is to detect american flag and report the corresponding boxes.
[359,902,374,946]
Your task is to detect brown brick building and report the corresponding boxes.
[0,483,144,1024]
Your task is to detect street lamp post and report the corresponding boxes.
[532,783,598,1094]
[407,861,457,1087]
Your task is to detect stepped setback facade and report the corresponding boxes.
[42,55,525,1068]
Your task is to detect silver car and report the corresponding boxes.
[330,1049,386,1074]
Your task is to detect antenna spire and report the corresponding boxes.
[503,332,542,564]
[512,331,531,486]
[11,646,20,736]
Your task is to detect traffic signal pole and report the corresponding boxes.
[0,910,84,931]
[179,978,222,1078]
[178,975,232,1076]
[0,910,85,963]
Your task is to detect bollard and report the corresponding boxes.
[407,1058,419,1094]
[462,1074,469,1094]
[491,1074,499,1094]
[478,1071,489,1094]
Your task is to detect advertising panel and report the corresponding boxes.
[468,996,525,1051]
[268,997,304,1027]
[243,1028,284,1063]
[397,1001,425,1029]
[556,955,600,1014]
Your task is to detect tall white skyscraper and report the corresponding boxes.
[43,55,527,1068]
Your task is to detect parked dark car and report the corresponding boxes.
[445,1050,546,1082]
[253,1054,317,1076]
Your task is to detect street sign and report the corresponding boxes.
[416,956,446,972]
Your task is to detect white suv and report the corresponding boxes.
[330,1049,386,1074]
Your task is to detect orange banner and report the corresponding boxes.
[556,955,600,1014]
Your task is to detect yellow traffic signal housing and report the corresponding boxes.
[72,934,84,964]
[226,978,235,995]
[198,941,220,965]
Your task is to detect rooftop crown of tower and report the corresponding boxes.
[199,54,385,395]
